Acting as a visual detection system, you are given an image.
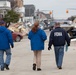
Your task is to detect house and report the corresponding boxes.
[24,4,35,17]
[24,4,35,24]
[0,0,11,17]
[35,11,51,21]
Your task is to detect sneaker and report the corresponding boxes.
[4,63,9,70]
[33,63,36,70]
[37,68,41,71]
[1,67,4,71]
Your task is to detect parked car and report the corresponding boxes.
[49,21,74,31]
[48,21,56,31]
[39,22,45,30]
[68,28,76,39]
[11,31,23,42]
[39,22,49,30]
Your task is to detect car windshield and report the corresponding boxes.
[49,22,56,26]
[39,23,44,26]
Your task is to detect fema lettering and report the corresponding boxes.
[54,32,62,36]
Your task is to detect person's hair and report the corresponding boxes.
[54,22,60,28]
[32,21,39,32]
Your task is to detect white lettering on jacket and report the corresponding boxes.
[54,32,62,36]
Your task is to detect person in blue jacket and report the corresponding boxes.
[28,21,47,71]
[48,22,70,69]
[0,20,14,71]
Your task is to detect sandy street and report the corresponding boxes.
[0,30,76,75]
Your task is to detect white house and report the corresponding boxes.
[0,1,11,17]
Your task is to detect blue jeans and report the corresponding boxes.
[0,49,11,69]
[54,46,64,67]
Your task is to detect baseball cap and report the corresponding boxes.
[0,20,5,25]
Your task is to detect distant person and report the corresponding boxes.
[0,20,14,71]
[28,21,47,71]
[48,22,70,69]
[0,15,9,28]
[0,14,3,20]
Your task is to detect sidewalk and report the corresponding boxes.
[0,38,76,75]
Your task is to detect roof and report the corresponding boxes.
[24,4,35,10]
[0,0,14,1]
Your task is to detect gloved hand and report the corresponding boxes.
[48,47,51,50]
[11,45,14,48]
[65,44,68,52]
[68,44,70,46]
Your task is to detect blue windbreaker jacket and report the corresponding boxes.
[28,28,47,51]
[0,26,14,50]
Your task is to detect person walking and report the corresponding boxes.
[28,21,47,71]
[48,22,70,69]
[0,20,14,71]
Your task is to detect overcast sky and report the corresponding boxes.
[23,0,76,19]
